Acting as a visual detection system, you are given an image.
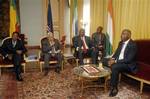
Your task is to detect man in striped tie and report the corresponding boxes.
[72,28,91,65]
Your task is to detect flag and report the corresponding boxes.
[47,0,53,33]
[106,0,114,56]
[9,0,20,37]
[72,0,78,36]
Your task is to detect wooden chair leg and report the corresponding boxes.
[140,81,143,94]
[39,62,42,72]
[76,59,79,67]
[0,67,1,77]
[61,61,64,71]
[23,64,26,73]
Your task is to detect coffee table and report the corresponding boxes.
[73,64,111,96]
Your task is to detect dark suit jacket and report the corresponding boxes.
[72,35,91,49]
[41,37,61,54]
[112,39,137,72]
[1,38,27,56]
[92,32,106,49]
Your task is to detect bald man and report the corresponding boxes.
[72,28,91,65]
[91,26,106,64]
[108,29,138,97]
[41,32,63,75]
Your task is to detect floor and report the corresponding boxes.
[0,47,150,99]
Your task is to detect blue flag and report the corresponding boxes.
[47,0,53,33]
[72,0,78,36]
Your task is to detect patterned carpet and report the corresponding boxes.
[22,63,149,99]
[1,62,150,99]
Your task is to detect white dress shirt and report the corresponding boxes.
[12,40,17,48]
[118,39,130,60]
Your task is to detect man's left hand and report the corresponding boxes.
[16,50,22,54]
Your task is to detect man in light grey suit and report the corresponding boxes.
[41,32,63,75]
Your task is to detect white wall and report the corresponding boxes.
[20,0,43,46]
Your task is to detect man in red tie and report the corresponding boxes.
[72,28,91,65]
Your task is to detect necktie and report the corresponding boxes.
[81,37,87,53]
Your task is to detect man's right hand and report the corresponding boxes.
[16,50,22,54]
[108,58,116,67]
[8,55,12,60]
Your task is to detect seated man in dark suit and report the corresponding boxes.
[41,32,63,76]
[1,32,27,81]
[0,47,3,60]
[105,29,137,97]
[91,26,106,64]
[72,28,91,65]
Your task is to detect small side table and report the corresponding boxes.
[73,64,111,96]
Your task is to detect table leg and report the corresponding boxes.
[104,76,109,92]
[80,79,84,97]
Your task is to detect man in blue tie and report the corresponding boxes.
[108,29,138,97]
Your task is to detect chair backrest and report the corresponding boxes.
[135,40,150,64]
[40,36,47,48]
[1,37,11,46]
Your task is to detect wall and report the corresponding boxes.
[20,0,43,46]
[20,0,70,46]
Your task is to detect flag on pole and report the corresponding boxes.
[106,0,114,56]
[9,0,20,37]
[72,0,78,36]
[47,0,53,33]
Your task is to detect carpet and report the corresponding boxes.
[0,72,23,99]
[21,63,150,99]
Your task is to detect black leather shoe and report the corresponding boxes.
[55,68,60,74]
[17,75,23,81]
[44,70,49,76]
[109,87,118,97]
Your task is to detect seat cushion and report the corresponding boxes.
[39,56,57,61]
[128,62,150,81]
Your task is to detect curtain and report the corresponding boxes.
[90,0,150,50]
[70,0,83,43]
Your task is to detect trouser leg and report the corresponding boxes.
[91,49,98,64]
[44,54,50,71]
[110,63,129,87]
[55,53,62,69]
[78,51,84,65]
[12,54,22,78]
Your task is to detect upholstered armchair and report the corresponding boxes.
[0,37,26,76]
[39,36,64,72]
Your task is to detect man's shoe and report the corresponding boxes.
[55,68,60,74]
[44,70,49,76]
[109,87,118,97]
[17,75,23,81]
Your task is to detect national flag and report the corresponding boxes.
[72,0,78,36]
[47,0,53,33]
[106,0,114,56]
[9,0,20,37]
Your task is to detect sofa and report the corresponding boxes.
[123,40,150,93]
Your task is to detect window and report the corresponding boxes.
[83,0,90,36]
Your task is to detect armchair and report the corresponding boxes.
[39,36,63,72]
[0,37,26,76]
